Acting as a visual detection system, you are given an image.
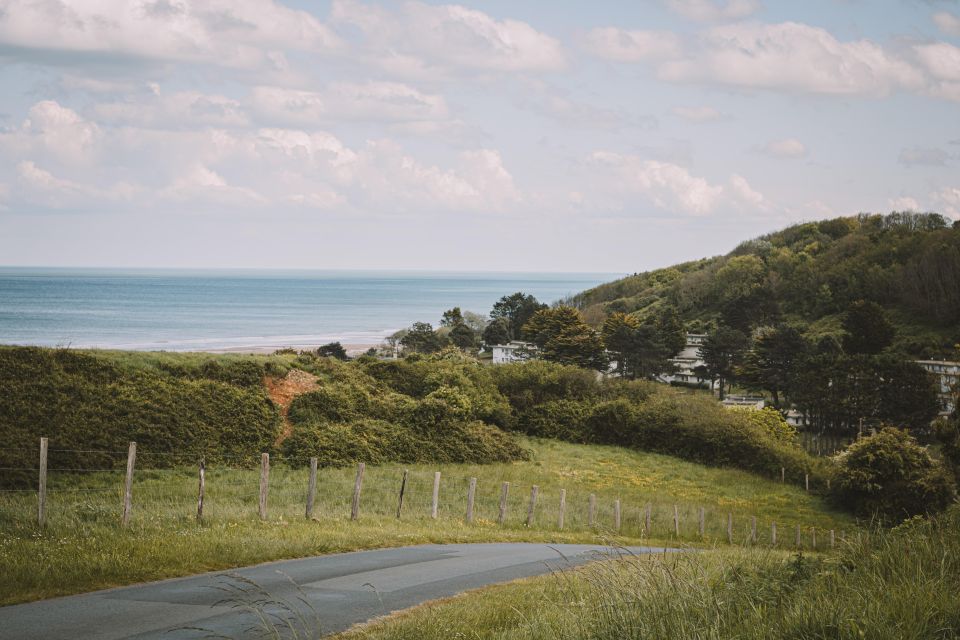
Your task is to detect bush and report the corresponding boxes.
[517,400,592,442]
[831,427,957,522]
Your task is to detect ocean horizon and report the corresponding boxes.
[0,267,620,352]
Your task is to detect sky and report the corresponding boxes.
[0,0,958,273]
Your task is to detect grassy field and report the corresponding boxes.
[0,437,853,606]
[339,507,960,640]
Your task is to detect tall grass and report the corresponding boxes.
[0,438,852,605]
[344,506,960,640]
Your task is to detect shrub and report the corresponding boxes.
[517,400,592,442]
[490,360,598,413]
[831,427,957,522]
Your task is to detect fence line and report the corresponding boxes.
[0,437,847,548]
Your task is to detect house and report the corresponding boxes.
[915,359,960,417]
[491,341,536,364]
[660,333,713,389]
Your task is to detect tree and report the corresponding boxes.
[449,322,477,349]
[831,428,956,522]
[738,325,807,407]
[482,318,511,346]
[842,300,895,355]
[490,292,547,340]
[524,306,607,371]
[462,311,488,334]
[601,312,640,377]
[440,307,464,327]
[698,326,749,399]
[655,307,687,358]
[316,341,349,360]
[400,322,446,354]
[875,357,940,431]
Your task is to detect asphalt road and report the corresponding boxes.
[0,543,669,639]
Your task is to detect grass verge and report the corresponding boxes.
[0,438,853,606]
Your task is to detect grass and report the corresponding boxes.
[339,507,960,640]
[0,438,854,606]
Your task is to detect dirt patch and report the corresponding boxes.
[265,369,320,443]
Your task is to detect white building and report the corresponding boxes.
[916,359,959,417]
[491,341,537,364]
[660,333,714,389]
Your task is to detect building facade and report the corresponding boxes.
[916,359,959,417]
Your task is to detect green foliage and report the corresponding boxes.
[831,427,956,522]
[842,300,895,355]
[523,306,607,371]
[732,407,798,444]
[0,347,282,487]
[564,212,960,359]
[490,292,547,340]
[697,326,750,399]
[481,317,511,346]
[399,322,447,354]
[316,342,349,360]
[738,325,807,407]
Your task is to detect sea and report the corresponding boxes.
[0,268,619,352]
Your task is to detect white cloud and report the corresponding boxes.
[0,0,341,71]
[889,196,921,211]
[665,0,761,22]
[581,28,683,62]
[16,160,136,207]
[935,187,960,219]
[914,42,960,81]
[658,22,924,96]
[162,164,265,206]
[23,101,101,163]
[760,138,807,158]
[587,152,770,216]
[250,82,449,125]
[671,105,723,121]
[933,11,960,37]
[330,0,565,75]
[94,91,249,128]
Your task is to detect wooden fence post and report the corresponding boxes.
[498,481,509,525]
[258,452,270,521]
[673,504,679,537]
[772,522,777,546]
[196,458,205,522]
[588,493,596,527]
[795,524,801,547]
[812,527,817,549]
[751,516,757,543]
[396,470,408,519]
[645,503,652,534]
[558,489,566,529]
[726,513,733,544]
[781,467,785,483]
[38,437,48,527]
[305,457,317,520]
[466,477,477,524]
[431,471,441,519]
[121,442,137,527]
[526,485,538,527]
[805,474,809,492]
[350,462,365,521]
[614,499,621,532]
[698,506,705,538]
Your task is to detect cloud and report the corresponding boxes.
[889,196,921,211]
[581,28,683,62]
[759,138,807,158]
[671,105,723,121]
[933,11,960,37]
[162,164,266,206]
[0,0,341,71]
[586,151,768,216]
[0,101,102,164]
[249,82,449,125]
[330,0,565,75]
[515,79,656,130]
[93,91,249,128]
[664,0,761,22]
[658,22,924,96]
[914,42,960,81]
[16,160,136,208]
[935,186,960,219]
[898,147,950,167]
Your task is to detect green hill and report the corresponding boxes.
[565,212,960,358]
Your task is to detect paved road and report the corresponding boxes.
[1,543,670,639]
